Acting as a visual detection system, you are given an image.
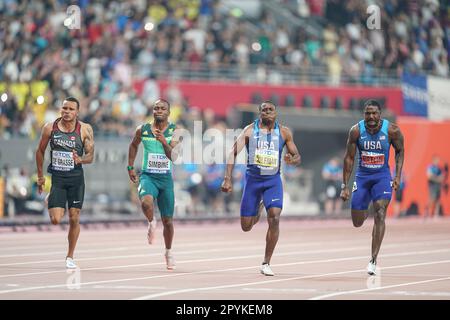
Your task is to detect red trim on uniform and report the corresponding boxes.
[75,120,81,135]
[52,118,61,133]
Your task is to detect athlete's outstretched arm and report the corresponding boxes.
[282,127,301,165]
[389,123,405,191]
[75,123,95,165]
[221,125,251,193]
[128,125,142,183]
[341,125,359,201]
[35,123,52,194]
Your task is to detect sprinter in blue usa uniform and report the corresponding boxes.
[221,101,301,276]
[340,100,405,275]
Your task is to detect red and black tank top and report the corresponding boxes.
[47,118,84,176]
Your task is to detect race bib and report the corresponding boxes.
[52,151,74,171]
[361,151,385,168]
[254,149,279,168]
[147,153,170,173]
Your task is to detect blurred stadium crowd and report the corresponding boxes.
[1,0,448,139]
[0,0,449,217]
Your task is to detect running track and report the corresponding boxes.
[1,217,450,300]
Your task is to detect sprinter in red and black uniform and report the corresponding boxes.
[35,97,95,269]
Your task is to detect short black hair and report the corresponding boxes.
[364,99,381,111]
[64,96,80,109]
[154,98,170,109]
[259,100,276,111]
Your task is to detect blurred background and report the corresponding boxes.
[0,0,449,227]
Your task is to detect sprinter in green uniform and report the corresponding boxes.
[127,99,181,270]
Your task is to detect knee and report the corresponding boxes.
[161,218,173,228]
[69,214,80,225]
[374,211,386,224]
[50,216,60,225]
[141,200,154,213]
[241,224,252,232]
[268,215,280,227]
[352,220,364,228]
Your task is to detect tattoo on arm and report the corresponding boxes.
[82,125,95,164]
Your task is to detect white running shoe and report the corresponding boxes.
[66,257,77,269]
[147,221,156,244]
[260,263,274,276]
[367,260,377,275]
[165,253,176,270]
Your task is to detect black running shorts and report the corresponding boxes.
[48,174,85,209]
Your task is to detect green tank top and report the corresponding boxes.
[140,122,176,177]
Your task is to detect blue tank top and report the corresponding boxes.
[357,119,390,174]
[246,119,285,177]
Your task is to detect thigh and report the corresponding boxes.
[351,176,372,211]
[48,175,67,209]
[157,180,175,218]
[240,176,264,217]
[138,175,159,199]
[262,175,283,210]
[371,175,392,202]
[67,175,85,209]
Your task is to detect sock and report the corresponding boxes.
[165,249,171,256]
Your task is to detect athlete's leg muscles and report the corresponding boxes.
[264,207,281,264]
[240,176,263,232]
[351,209,368,227]
[47,182,67,225]
[371,199,390,263]
[350,178,371,227]
[161,216,174,250]
[141,195,155,222]
[49,208,65,225]
[67,207,81,259]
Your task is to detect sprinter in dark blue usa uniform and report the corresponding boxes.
[221,101,301,276]
[340,100,404,275]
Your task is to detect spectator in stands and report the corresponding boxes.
[426,155,444,218]
[322,156,343,215]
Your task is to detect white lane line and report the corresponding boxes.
[310,276,450,300]
[0,244,369,278]
[0,239,267,258]
[1,248,449,296]
[2,237,450,267]
[134,259,450,300]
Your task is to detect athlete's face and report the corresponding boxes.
[364,105,381,128]
[259,103,277,124]
[60,100,79,122]
[153,101,170,122]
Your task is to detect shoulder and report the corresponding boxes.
[349,124,360,140]
[135,124,144,135]
[242,123,254,135]
[388,122,403,141]
[79,121,93,131]
[40,122,54,136]
[388,122,401,134]
[280,125,293,140]
[42,121,53,131]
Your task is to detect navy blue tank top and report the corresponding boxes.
[357,119,390,174]
[246,119,285,177]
